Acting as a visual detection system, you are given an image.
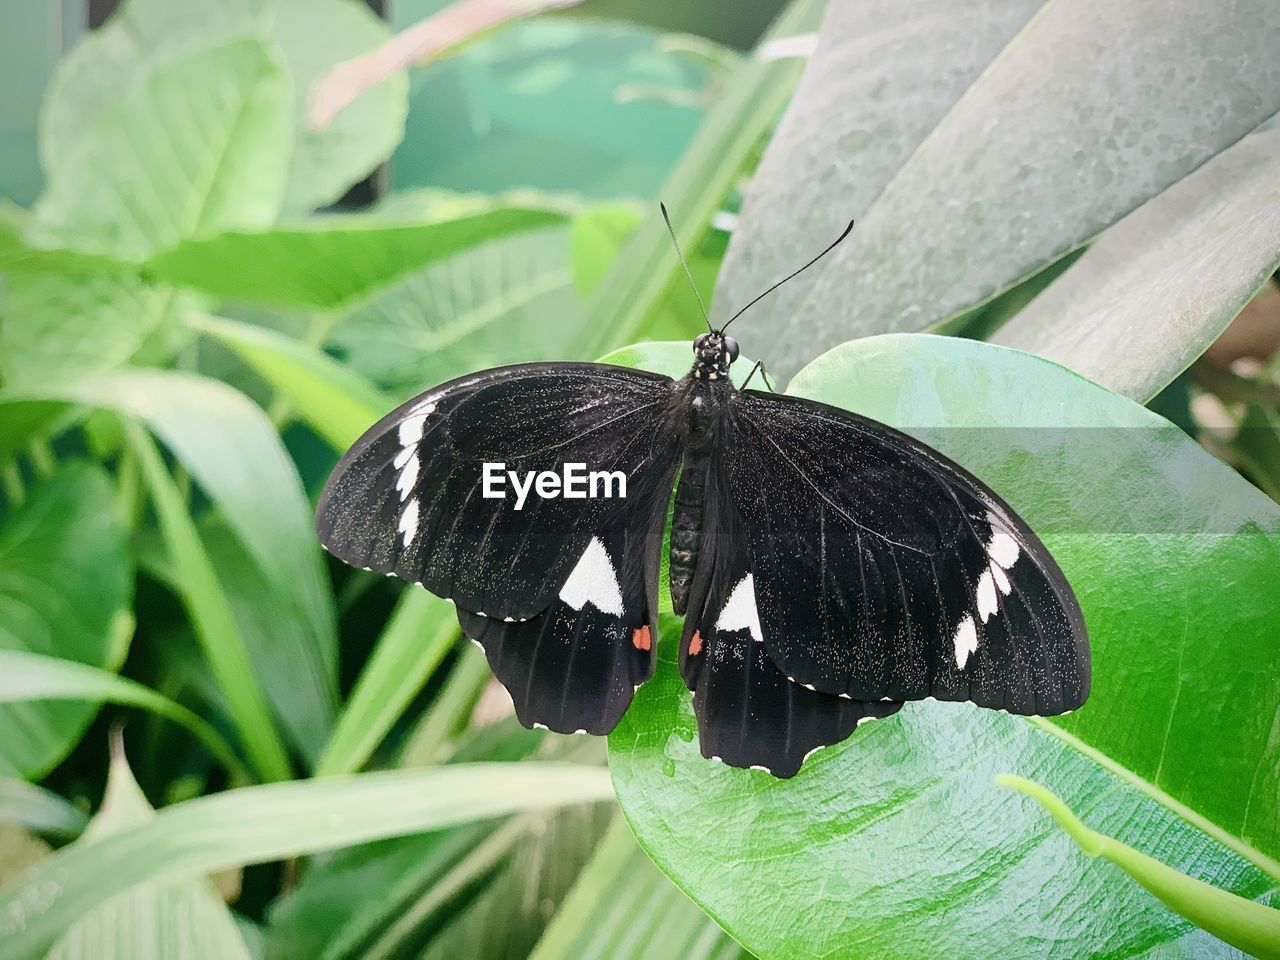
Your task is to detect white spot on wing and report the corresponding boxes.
[976,569,997,623]
[987,530,1019,569]
[398,415,427,447]
[558,536,624,616]
[953,614,978,669]
[393,446,414,469]
[396,454,419,501]
[715,574,763,642]
[398,499,419,547]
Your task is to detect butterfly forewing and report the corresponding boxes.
[721,390,1089,716]
[316,362,678,621]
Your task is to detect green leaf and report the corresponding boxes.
[529,815,747,960]
[35,37,293,259]
[128,425,291,783]
[993,129,1280,401]
[0,370,339,763]
[0,274,181,390]
[269,727,602,960]
[0,463,131,777]
[45,739,251,960]
[0,651,245,781]
[1000,775,1280,960]
[263,0,408,214]
[147,202,572,310]
[188,314,390,450]
[0,205,127,277]
[330,224,583,396]
[578,0,825,359]
[569,202,644,296]
[0,780,88,838]
[0,762,613,960]
[316,588,459,777]
[721,1,1280,379]
[42,0,407,217]
[606,337,1278,959]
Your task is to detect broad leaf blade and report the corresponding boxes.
[188,314,390,450]
[0,650,245,781]
[0,371,339,764]
[0,762,613,960]
[723,0,1280,379]
[994,129,1280,400]
[1001,775,1280,960]
[35,38,292,259]
[0,463,131,777]
[46,741,251,960]
[147,203,572,310]
[42,0,408,217]
[607,336,1279,959]
[330,224,583,396]
[714,0,1043,357]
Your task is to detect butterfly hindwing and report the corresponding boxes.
[722,390,1089,717]
[316,362,678,621]
[455,459,673,735]
[679,485,903,777]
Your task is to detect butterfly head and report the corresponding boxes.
[693,332,738,379]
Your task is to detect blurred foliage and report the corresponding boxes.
[0,1,1278,958]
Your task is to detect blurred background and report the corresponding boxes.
[1,1,1277,958]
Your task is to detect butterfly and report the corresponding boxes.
[316,208,1090,778]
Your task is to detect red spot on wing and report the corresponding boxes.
[631,625,652,651]
[688,630,703,657]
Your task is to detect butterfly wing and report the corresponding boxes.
[720,389,1089,717]
[677,467,902,776]
[317,362,681,733]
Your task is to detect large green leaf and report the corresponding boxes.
[0,650,246,780]
[0,274,178,389]
[606,337,1278,958]
[330,224,584,396]
[0,372,338,764]
[529,816,748,960]
[45,741,251,960]
[35,37,292,259]
[1001,775,1280,960]
[187,314,390,451]
[0,762,613,959]
[0,463,131,777]
[147,202,571,310]
[721,0,1280,379]
[42,0,407,217]
[993,129,1280,400]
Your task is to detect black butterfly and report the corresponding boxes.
[316,209,1089,778]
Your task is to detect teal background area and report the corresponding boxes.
[389,2,713,199]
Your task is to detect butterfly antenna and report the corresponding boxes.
[719,218,855,332]
[660,202,713,333]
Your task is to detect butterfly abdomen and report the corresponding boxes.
[669,451,709,615]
